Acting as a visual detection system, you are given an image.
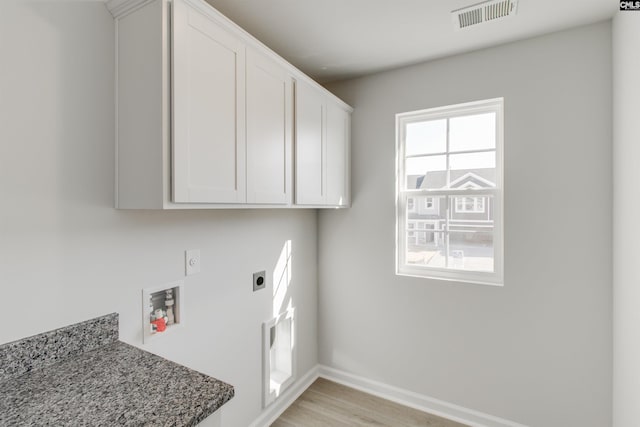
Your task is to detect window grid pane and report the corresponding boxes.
[404,194,495,273]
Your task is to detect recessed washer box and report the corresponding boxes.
[142,281,184,343]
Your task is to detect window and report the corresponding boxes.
[396,98,503,285]
[425,197,434,209]
[455,196,485,213]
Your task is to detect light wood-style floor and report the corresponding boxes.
[271,378,469,427]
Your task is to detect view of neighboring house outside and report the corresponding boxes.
[406,168,494,249]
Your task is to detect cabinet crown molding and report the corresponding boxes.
[105,0,352,113]
[106,0,152,18]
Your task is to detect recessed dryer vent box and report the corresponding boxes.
[263,308,296,407]
[142,281,184,343]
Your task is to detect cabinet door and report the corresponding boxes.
[246,49,291,204]
[172,0,246,203]
[326,102,350,207]
[295,80,325,205]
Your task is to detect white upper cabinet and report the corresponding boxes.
[110,0,350,209]
[295,80,351,207]
[295,80,325,206]
[246,49,292,204]
[172,0,246,203]
[326,102,350,207]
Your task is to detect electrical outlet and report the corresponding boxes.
[253,271,266,292]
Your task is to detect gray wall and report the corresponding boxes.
[321,22,612,427]
[613,12,640,427]
[0,3,318,426]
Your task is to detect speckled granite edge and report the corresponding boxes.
[0,341,234,427]
[0,313,118,381]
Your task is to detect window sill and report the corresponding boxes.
[396,268,503,287]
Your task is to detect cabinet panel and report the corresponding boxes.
[116,0,166,209]
[326,103,350,207]
[172,0,246,203]
[246,50,291,204]
[295,80,325,205]
[114,0,351,209]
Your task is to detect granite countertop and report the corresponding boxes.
[0,314,234,427]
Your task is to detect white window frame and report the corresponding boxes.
[455,196,485,213]
[395,98,504,286]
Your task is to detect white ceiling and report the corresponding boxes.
[204,0,618,83]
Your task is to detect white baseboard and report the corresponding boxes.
[248,364,527,427]
[317,365,528,427]
[248,365,320,427]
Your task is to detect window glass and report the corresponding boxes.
[448,152,495,190]
[449,112,496,152]
[405,156,446,190]
[405,119,447,156]
[447,232,494,272]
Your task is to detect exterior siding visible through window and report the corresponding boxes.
[396,98,504,286]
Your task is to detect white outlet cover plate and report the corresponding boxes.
[185,249,201,275]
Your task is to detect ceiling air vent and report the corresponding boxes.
[452,0,519,30]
